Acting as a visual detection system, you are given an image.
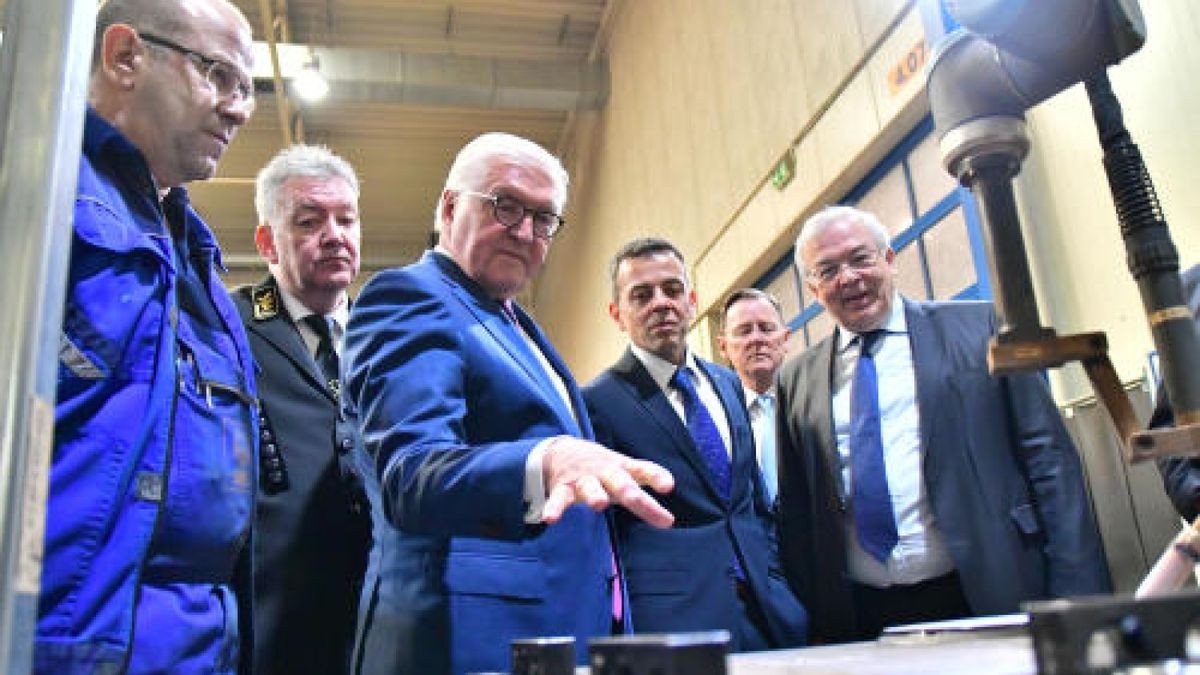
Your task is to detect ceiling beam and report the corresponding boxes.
[256,0,301,145]
[253,43,608,111]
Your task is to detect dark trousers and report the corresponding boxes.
[850,571,972,640]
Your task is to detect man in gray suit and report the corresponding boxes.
[231,145,371,673]
[775,205,1110,643]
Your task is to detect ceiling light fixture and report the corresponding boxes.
[291,52,329,102]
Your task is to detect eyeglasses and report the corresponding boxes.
[463,191,565,240]
[807,248,883,284]
[139,32,255,107]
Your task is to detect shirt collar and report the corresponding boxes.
[84,108,227,269]
[630,343,701,393]
[277,283,349,334]
[836,292,907,354]
[83,107,146,174]
[744,385,776,407]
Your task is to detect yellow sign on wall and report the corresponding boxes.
[888,39,928,97]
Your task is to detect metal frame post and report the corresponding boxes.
[0,0,95,670]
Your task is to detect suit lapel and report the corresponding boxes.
[511,303,593,439]
[905,299,947,481]
[695,359,753,504]
[431,253,581,435]
[812,334,841,501]
[245,277,332,401]
[612,350,726,504]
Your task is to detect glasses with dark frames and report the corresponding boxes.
[139,32,255,107]
[463,191,565,240]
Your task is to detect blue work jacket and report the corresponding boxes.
[35,110,258,674]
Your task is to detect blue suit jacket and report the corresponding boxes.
[343,251,615,675]
[584,351,808,650]
[776,299,1111,643]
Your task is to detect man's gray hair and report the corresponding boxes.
[94,0,249,67]
[434,132,569,232]
[255,144,360,226]
[793,205,890,274]
[94,0,190,66]
[721,288,783,332]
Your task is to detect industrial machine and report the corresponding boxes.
[927,0,1200,671]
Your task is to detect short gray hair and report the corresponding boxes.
[94,0,248,67]
[255,144,360,226]
[721,288,783,332]
[94,0,190,66]
[435,132,569,232]
[793,205,889,274]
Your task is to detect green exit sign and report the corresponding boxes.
[771,148,796,190]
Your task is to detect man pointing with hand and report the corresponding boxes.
[344,132,673,675]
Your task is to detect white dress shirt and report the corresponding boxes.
[831,294,955,587]
[745,386,778,502]
[277,285,349,358]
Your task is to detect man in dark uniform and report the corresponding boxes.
[231,144,370,674]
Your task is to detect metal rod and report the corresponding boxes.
[258,0,294,145]
[959,151,1055,343]
[0,0,94,670]
[1085,71,1200,425]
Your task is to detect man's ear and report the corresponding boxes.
[607,300,625,331]
[97,24,144,90]
[255,223,279,264]
[438,190,457,236]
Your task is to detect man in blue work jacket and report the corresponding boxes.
[38,0,259,672]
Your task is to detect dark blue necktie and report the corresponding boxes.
[671,366,731,503]
[302,314,340,395]
[851,330,898,563]
[672,366,746,582]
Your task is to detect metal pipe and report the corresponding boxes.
[957,150,1053,342]
[1085,72,1200,425]
[258,0,295,145]
[0,0,94,670]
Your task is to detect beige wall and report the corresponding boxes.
[538,0,919,381]
[537,0,1200,401]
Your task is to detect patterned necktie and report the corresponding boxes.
[302,314,340,396]
[755,393,778,505]
[851,330,898,562]
[671,366,731,503]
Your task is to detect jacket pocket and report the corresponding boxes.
[625,568,690,597]
[444,553,546,600]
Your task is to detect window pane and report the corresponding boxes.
[893,242,928,300]
[924,206,978,299]
[853,163,912,237]
[764,264,802,323]
[908,132,959,213]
